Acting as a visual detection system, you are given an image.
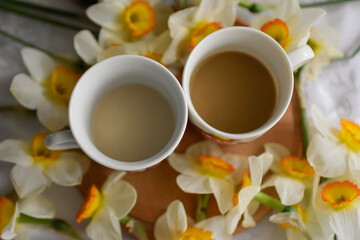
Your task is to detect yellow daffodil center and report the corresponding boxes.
[32,133,63,168]
[0,196,15,234]
[307,39,320,55]
[190,22,222,51]
[50,66,79,101]
[321,180,360,209]
[241,171,252,189]
[181,227,214,240]
[281,156,314,179]
[198,155,234,178]
[77,185,102,223]
[339,119,360,151]
[144,52,164,64]
[124,0,156,37]
[261,18,289,49]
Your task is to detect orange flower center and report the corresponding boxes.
[199,155,234,178]
[181,227,214,240]
[339,118,360,151]
[32,133,63,168]
[50,66,79,101]
[124,0,156,37]
[77,185,102,223]
[281,156,314,179]
[321,180,360,209]
[0,196,15,234]
[261,18,289,49]
[190,22,222,51]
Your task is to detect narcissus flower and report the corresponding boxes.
[77,171,137,240]
[264,143,315,205]
[154,200,232,240]
[307,105,360,178]
[301,25,343,81]
[162,0,237,65]
[0,194,55,239]
[251,0,326,53]
[168,141,248,215]
[86,0,171,42]
[10,48,80,131]
[0,133,89,198]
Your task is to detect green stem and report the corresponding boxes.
[0,0,85,19]
[17,214,83,240]
[238,1,276,13]
[300,0,358,8]
[178,0,188,9]
[120,215,132,225]
[196,194,210,222]
[332,45,360,61]
[253,192,286,212]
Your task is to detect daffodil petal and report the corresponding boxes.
[98,28,126,48]
[329,209,360,240]
[59,151,90,173]
[86,1,123,30]
[306,205,335,240]
[194,0,222,22]
[307,134,348,178]
[224,154,248,185]
[264,143,290,173]
[241,201,259,228]
[101,171,126,192]
[161,28,188,65]
[251,15,273,30]
[10,165,50,198]
[150,30,171,54]
[154,213,173,240]
[274,176,305,205]
[348,152,360,172]
[152,1,172,35]
[209,177,234,215]
[186,141,223,159]
[274,0,300,20]
[311,105,339,141]
[195,216,231,240]
[45,158,84,186]
[168,153,200,176]
[310,25,340,48]
[21,48,56,83]
[74,30,101,65]
[102,179,137,220]
[248,155,263,187]
[168,7,194,36]
[37,98,68,131]
[19,194,55,218]
[269,211,304,230]
[166,200,187,238]
[10,74,42,110]
[176,174,212,194]
[0,139,32,166]
[1,203,19,240]
[86,208,122,240]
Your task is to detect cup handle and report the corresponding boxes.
[45,130,80,150]
[287,44,314,71]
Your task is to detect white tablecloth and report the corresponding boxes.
[0,0,359,239]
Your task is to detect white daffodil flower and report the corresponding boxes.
[162,0,237,65]
[301,25,343,81]
[10,48,80,131]
[251,0,326,53]
[76,171,137,240]
[168,141,248,215]
[0,133,89,199]
[264,143,315,205]
[307,105,360,178]
[225,152,273,234]
[86,0,171,42]
[0,194,55,239]
[154,200,232,240]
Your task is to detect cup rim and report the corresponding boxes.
[182,26,294,140]
[69,55,188,171]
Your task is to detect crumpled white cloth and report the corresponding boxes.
[0,0,359,239]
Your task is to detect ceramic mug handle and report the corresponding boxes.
[287,44,314,71]
[45,130,79,150]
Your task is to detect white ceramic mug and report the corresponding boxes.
[183,26,314,143]
[45,55,188,171]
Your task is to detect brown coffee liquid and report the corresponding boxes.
[190,51,277,133]
[91,84,175,161]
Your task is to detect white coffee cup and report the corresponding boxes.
[183,27,314,143]
[45,55,188,171]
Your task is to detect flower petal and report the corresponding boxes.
[59,151,90,173]
[154,213,173,240]
[307,134,348,178]
[195,216,231,240]
[224,154,248,185]
[45,157,84,186]
[176,174,212,194]
[1,203,19,240]
[329,209,360,240]
[74,30,101,65]
[194,0,223,22]
[10,74,42,110]
[168,153,200,176]
[86,1,123,30]
[310,25,340,48]
[248,155,263,187]
[209,178,234,215]
[213,0,236,27]
[10,165,50,198]
[36,98,68,131]
[311,105,339,141]
[348,152,360,173]
[161,28,189,65]
[241,201,259,228]
[264,143,290,173]
[274,176,305,205]
[21,48,56,83]
[0,139,32,166]
[19,194,55,218]
[274,0,300,20]
[166,200,187,239]
[86,208,122,240]
[101,171,126,192]
[270,212,304,230]
[186,141,224,159]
